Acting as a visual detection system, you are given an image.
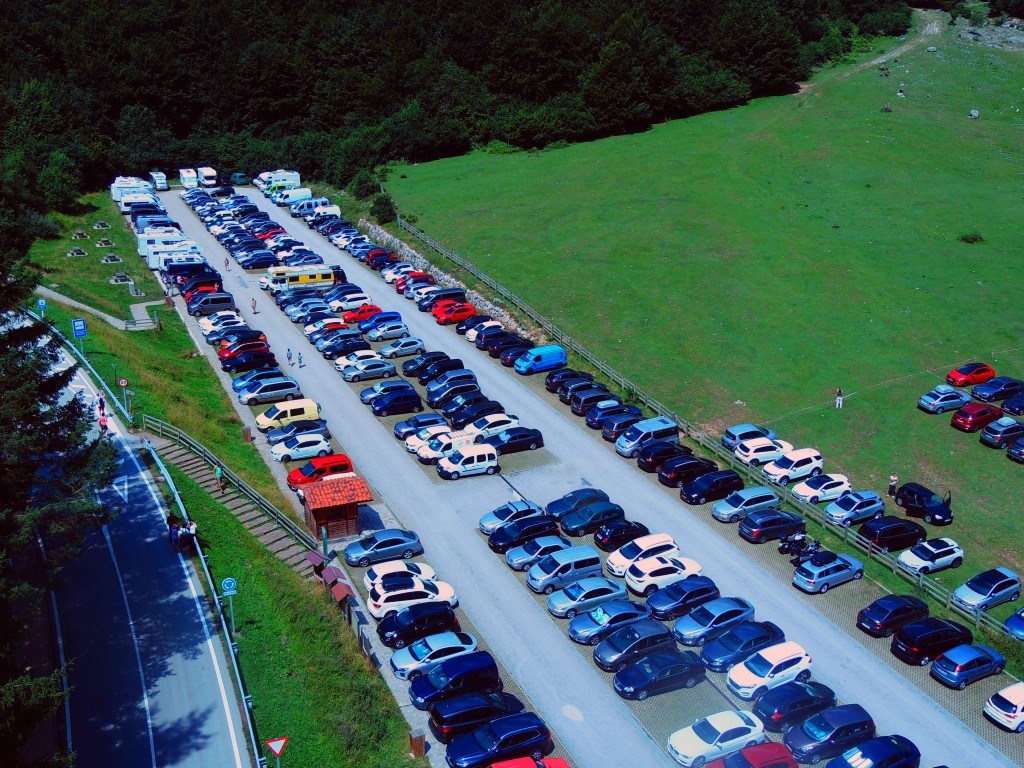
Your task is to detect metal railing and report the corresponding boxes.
[397,218,1014,640]
[139,414,318,550]
[144,440,266,768]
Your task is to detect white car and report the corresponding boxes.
[464,413,520,440]
[897,537,964,575]
[726,641,812,700]
[362,560,437,592]
[761,448,824,486]
[329,232,363,248]
[366,577,457,619]
[389,631,477,680]
[334,349,381,372]
[791,474,851,504]
[625,555,702,597]
[329,293,373,312]
[667,710,767,767]
[198,311,241,332]
[605,533,678,577]
[985,682,1024,732]
[382,263,415,283]
[405,425,451,453]
[341,359,396,382]
[269,434,331,463]
[734,438,794,467]
[367,322,411,342]
[465,321,502,343]
[411,284,441,302]
[381,337,425,358]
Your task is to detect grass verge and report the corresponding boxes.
[170,467,422,768]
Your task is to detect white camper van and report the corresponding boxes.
[178,168,198,189]
[196,167,217,187]
[148,171,169,191]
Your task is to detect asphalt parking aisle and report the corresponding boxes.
[163,189,1013,768]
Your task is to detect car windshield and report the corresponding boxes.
[608,627,639,651]
[263,405,281,419]
[719,631,745,652]
[744,653,774,677]
[448,450,465,464]
[692,718,720,745]
[536,556,558,575]
[299,462,319,478]
[969,571,1004,592]
[619,541,642,560]
[523,539,544,556]
[724,493,744,507]
[909,543,938,562]
[689,605,715,627]
[283,437,301,449]
[473,724,501,751]
[409,639,432,661]
[621,426,643,442]
[835,495,857,511]
[802,714,832,741]
[590,605,612,625]
[564,582,585,600]
[426,438,446,451]
[723,752,756,768]
[774,455,797,469]
[427,664,450,688]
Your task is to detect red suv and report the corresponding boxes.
[950,402,1003,432]
[286,454,354,489]
[438,303,476,325]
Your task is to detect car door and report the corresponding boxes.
[718,726,749,753]
[587,586,614,607]
[714,608,742,632]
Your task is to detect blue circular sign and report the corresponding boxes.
[221,577,237,593]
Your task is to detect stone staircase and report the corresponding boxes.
[146,434,316,579]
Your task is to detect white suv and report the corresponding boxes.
[761,448,823,486]
[727,641,812,700]
[734,438,793,467]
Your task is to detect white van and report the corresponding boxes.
[179,168,198,189]
[306,204,342,222]
[416,430,475,465]
[148,244,203,270]
[260,169,300,190]
[110,176,152,201]
[196,167,217,187]
[615,416,679,458]
[289,197,330,218]
[148,171,168,191]
[137,227,187,257]
[276,187,312,207]
[118,192,158,214]
[436,444,500,480]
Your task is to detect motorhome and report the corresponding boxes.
[178,168,198,188]
[136,227,187,257]
[118,192,158,215]
[254,169,300,191]
[196,167,217,187]
[148,171,168,191]
[109,176,153,201]
[147,242,203,269]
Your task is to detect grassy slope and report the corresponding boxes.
[385,15,1024,590]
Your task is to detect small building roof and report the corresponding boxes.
[302,475,373,509]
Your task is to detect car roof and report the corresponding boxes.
[942,643,984,663]
[820,704,871,726]
[757,641,805,663]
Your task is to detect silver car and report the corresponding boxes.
[381,337,425,358]
[952,568,1021,612]
[505,535,573,571]
[368,322,411,342]
[388,631,477,681]
[266,418,331,445]
[236,377,302,406]
[711,487,780,523]
[342,359,397,382]
[547,577,626,618]
[672,597,755,646]
[823,491,885,527]
[568,599,652,646]
[792,552,864,594]
[479,500,544,535]
[917,384,972,414]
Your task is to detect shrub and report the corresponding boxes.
[370,193,397,224]
[346,168,380,200]
[958,231,984,243]
[483,140,521,155]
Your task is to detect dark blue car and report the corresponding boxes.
[444,713,553,768]
[972,376,1024,402]
[359,311,401,333]
[823,735,920,768]
[646,575,720,621]
[612,650,705,700]
[585,401,641,429]
[372,390,423,417]
[700,621,786,673]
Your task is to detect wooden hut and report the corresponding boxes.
[300,473,372,539]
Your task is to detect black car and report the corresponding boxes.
[444,712,552,768]
[427,692,525,744]
[646,575,720,621]
[546,488,610,520]
[265,419,331,446]
[487,335,529,358]
[753,681,836,733]
[856,595,929,638]
[558,379,609,404]
[561,501,625,537]
[376,602,460,649]
[321,338,372,359]
[402,351,449,377]
[545,368,592,393]
[893,483,953,526]
[482,427,545,454]
[890,617,972,666]
[1003,393,1024,416]
[680,469,744,505]
[441,391,489,418]
[222,350,276,374]
[450,401,504,430]
[500,346,531,367]
[456,315,492,335]
[474,325,513,350]
[858,516,926,553]
[487,516,560,554]
[658,456,718,489]
[593,520,650,552]
[612,650,705,700]
[636,442,694,472]
[418,358,465,386]
[699,621,785,672]
[783,704,876,764]
[594,620,677,672]
[738,508,806,543]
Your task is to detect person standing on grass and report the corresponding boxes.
[835,388,844,409]
[889,472,899,497]
[166,513,181,543]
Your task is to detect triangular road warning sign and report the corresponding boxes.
[265,737,288,757]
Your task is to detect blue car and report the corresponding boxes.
[823,735,920,768]
[359,311,402,333]
[917,384,972,414]
[444,713,553,768]
[930,643,1006,690]
[342,529,424,567]
[231,368,284,392]
[972,376,1024,402]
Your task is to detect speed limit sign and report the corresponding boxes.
[118,378,129,388]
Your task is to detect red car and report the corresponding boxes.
[286,454,353,489]
[254,227,287,240]
[183,285,218,302]
[304,319,348,337]
[706,743,796,768]
[946,362,995,387]
[950,402,1003,432]
[396,272,435,293]
[490,759,570,768]
[430,299,461,318]
[437,303,477,325]
[342,304,383,323]
[218,340,270,361]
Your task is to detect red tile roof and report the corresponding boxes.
[302,474,373,509]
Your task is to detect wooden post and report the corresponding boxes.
[409,729,426,758]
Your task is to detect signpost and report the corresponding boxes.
[265,736,288,768]
[37,298,46,318]
[72,318,87,355]
[118,377,129,413]
[221,576,238,634]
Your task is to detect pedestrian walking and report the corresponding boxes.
[224,256,230,270]
[251,297,258,314]
[835,388,844,409]
[287,348,293,366]
[297,352,303,368]
[97,395,105,416]
[215,464,225,492]
[166,513,181,543]
[888,472,899,497]
[99,413,109,437]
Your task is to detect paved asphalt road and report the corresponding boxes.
[51,361,250,768]
[165,190,1008,768]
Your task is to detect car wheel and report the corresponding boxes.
[895,496,905,507]
[676,480,685,489]
[449,471,460,480]
[749,459,760,467]
[636,689,649,701]
[565,608,577,619]
[379,410,388,417]
[698,496,707,505]
[995,665,1005,675]
[351,375,360,382]
[935,406,945,414]
[819,583,830,594]
[402,332,409,337]
[1014,592,1022,603]
[924,514,932,524]
[683,676,698,689]
[853,570,863,580]
[358,558,370,568]
[696,635,707,646]
[588,636,601,646]
[246,398,257,406]
[810,467,822,477]
[919,656,930,666]
[544,585,555,595]
[1016,720,1024,734]
[413,405,423,413]
[808,754,822,765]
[810,496,819,505]
[778,477,789,486]
[956,680,967,691]
[382,371,392,379]
[616,662,628,672]
[531,751,543,761]
[228,367,238,374]
[485,466,496,475]
[729,514,740,524]
[952,557,963,568]
[281,454,291,462]
[691,758,706,768]
[753,687,767,701]
[630,450,639,458]
[394,639,406,649]
[796,670,811,683]
[316,450,328,458]
[644,585,658,596]
[529,442,538,450]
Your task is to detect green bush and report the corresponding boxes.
[346,169,380,200]
[958,231,984,243]
[370,193,397,224]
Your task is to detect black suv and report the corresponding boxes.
[377,602,460,649]
[428,692,525,743]
[545,368,592,393]
[890,617,973,665]
[893,483,953,526]
[857,516,926,553]
[402,351,449,377]
[738,508,806,544]
[417,358,465,386]
[658,456,718,489]
[636,442,694,472]
[680,470,744,505]
[647,575,720,621]
[784,704,876,764]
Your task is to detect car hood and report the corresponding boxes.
[673,615,707,637]
[647,589,683,613]
[615,662,654,688]
[445,731,490,767]
[667,728,707,760]
[952,585,985,605]
[567,613,605,637]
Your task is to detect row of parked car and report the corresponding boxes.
[918,362,1024,463]
[470,484,934,767]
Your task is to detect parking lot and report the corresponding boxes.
[163,188,1016,768]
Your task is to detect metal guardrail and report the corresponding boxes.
[397,218,1014,640]
[139,414,318,551]
[143,439,266,768]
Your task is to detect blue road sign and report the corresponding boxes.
[221,577,238,596]
[37,298,46,312]
[72,318,88,338]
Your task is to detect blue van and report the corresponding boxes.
[371,390,423,417]
[514,345,567,375]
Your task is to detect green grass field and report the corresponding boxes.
[385,12,1024,590]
